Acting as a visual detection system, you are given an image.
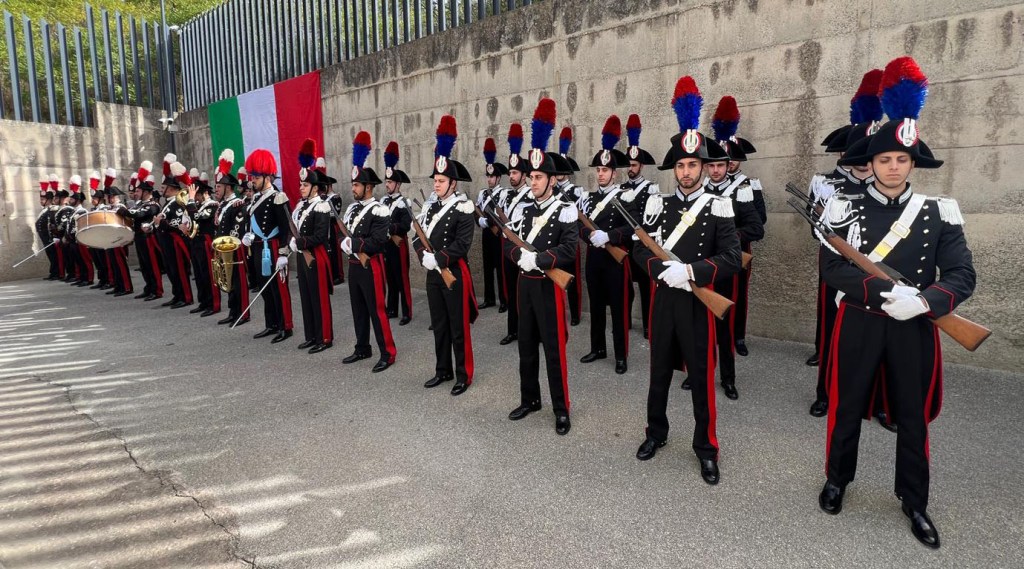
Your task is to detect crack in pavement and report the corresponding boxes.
[29,374,263,569]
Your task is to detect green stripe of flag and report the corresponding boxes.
[208,97,245,174]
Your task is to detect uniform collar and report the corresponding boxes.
[834,165,874,186]
[867,182,913,206]
[628,175,646,186]
[597,183,618,195]
[536,194,558,209]
[676,187,705,202]
[703,177,729,192]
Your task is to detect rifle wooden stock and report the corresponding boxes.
[286,216,315,266]
[473,204,500,236]
[410,219,457,290]
[577,210,628,264]
[486,207,573,291]
[741,251,753,269]
[391,234,403,246]
[630,225,734,320]
[336,220,370,267]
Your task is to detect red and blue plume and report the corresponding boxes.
[530,98,556,151]
[850,69,883,124]
[384,141,400,168]
[435,115,458,158]
[671,76,702,132]
[559,127,573,155]
[483,138,497,164]
[626,114,642,147]
[352,131,372,167]
[508,123,523,156]
[711,96,740,141]
[601,115,621,151]
[298,138,316,169]
[879,57,928,121]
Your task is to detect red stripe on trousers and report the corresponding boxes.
[817,278,827,356]
[78,244,94,281]
[500,237,509,299]
[202,235,221,311]
[727,273,740,354]
[54,243,65,277]
[170,234,193,303]
[824,302,848,474]
[573,248,582,313]
[554,282,570,411]
[146,237,163,296]
[705,307,719,455]
[115,247,131,291]
[269,238,293,330]
[923,325,942,461]
[621,255,631,358]
[399,237,413,317]
[458,259,475,384]
[370,256,397,362]
[315,247,333,342]
[235,248,250,318]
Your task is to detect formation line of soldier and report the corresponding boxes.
[30,55,980,551]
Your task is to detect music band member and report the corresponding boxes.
[213,150,251,326]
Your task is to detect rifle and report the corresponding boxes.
[286,209,315,266]
[11,241,56,268]
[577,208,628,264]
[482,203,574,291]
[408,198,458,289]
[474,203,501,236]
[610,198,734,320]
[336,218,370,268]
[785,191,990,352]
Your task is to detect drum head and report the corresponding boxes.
[77,225,134,249]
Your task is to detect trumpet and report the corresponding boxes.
[211,236,243,292]
[175,189,199,239]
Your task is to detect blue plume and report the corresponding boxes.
[881,79,927,121]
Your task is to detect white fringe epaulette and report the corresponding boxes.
[558,203,578,223]
[646,183,661,194]
[824,195,854,227]
[314,201,332,214]
[373,204,390,217]
[621,188,639,202]
[750,178,763,192]
[711,195,734,218]
[393,198,407,209]
[510,201,527,223]
[644,193,664,221]
[273,191,289,205]
[456,200,475,215]
[737,185,754,203]
[933,197,965,226]
[809,175,836,203]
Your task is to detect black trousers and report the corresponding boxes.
[227,247,250,319]
[518,275,570,416]
[712,273,740,387]
[251,239,292,331]
[107,246,133,293]
[42,238,59,277]
[567,247,583,323]
[135,234,162,296]
[426,260,474,384]
[384,236,413,319]
[826,303,939,511]
[815,274,842,402]
[646,285,719,460]
[159,232,193,303]
[501,238,519,336]
[348,255,396,361]
[585,245,630,360]
[329,221,345,284]
[480,227,504,305]
[735,241,753,341]
[297,248,333,344]
[92,247,109,285]
[190,235,216,311]
[627,256,653,335]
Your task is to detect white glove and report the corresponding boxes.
[590,230,610,248]
[141,223,153,233]
[422,252,438,271]
[289,237,298,253]
[52,237,60,244]
[179,217,191,230]
[241,232,254,247]
[478,217,489,229]
[275,255,288,273]
[890,284,921,297]
[341,237,352,255]
[658,261,693,291]
[518,250,539,272]
[880,291,929,321]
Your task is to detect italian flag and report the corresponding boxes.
[207,71,324,205]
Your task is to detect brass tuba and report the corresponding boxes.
[211,236,242,292]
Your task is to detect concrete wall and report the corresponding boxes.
[1,103,172,281]
[176,0,1024,372]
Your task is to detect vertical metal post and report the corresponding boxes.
[41,20,59,124]
[492,0,500,17]
[116,13,128,104]
[415,0,422,39]
[478,0,485,20]
[360,0,368,56]
[402,0,410,43]
[58,24,74,124]
[142,21,154,108]
[257,0,267,86]
[440,0,448,31]
[130,17,141,106]
[381,0,389,50]
[426,0,433,35]
[325,0,334,66]
[506,0,514,12]
[86,4,101,102]
[465,0,472,24]
[269,0,279,83]
[372,0,379,52]
[22,15,41,122]
[349,0,358,58]
[319,0,328,68]
[182,27,192,110]
[153,21,164,109]
[101,10,114,102]
[232,2,242,95]
[391,0,399,46]
[4,12,22,121]
[74,27,90,126]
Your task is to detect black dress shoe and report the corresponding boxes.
[342,352,372,364]
[145,295,161,301]
[113,291,132,297]
[580,350,607,364]
[734,339,749,357]
[424,374,453,388]
[450,382,469,396]
[161,299,176,307]
[699,458,720,485]
[428,324,434,331]
[271,330,293,343]
[498,304,507,313]
[636,437,666,461]
[508,402,542,421]
[200,309,217,317]
[89,283,104,289]
[253,328,279,339]
[386,310,398,318]
[233,317,250,327]
[76,281,92,287]
[99,283,113,290]
[555,414,571,435]
[818,481,845,515]
[478,301,495,309]
[217,315,236,325]
[570,317,580,326]
[189,306,205,314]
[876,411,897,432]
[399,316,411,326]
[134,293,149,299]
[809,399,829,417]
[806,352,820,366]
[308,342,333,354]
[297,340,317,350]
[902,504,940,549]
[499,334,518,345]
[105,289,118,295]
[170,301,188,309]
[723,384,739,400]
[371,358,392,373]
[681,378,693,390]
[615,360,627,374]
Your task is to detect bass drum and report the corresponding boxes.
[75,211,135,249]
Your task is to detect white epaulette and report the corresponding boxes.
[737,184,754,203]
[394,198,407,209]
[809,174,836,203]
[510,201,528,223]
[621,187,639,202]
[932,196,965,226]
[456,200,475,215]
[558,203,578,223]
[373,204,391,217]
[824,195,854,227]
[273,191,289,205]
[711,195,734,218]
[646,183,661,194]
[750,178,763,192]
[314,201,332,214]
[644,193,664,220]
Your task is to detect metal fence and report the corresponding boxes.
[0,3,173,127]
[179,0,537,111]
